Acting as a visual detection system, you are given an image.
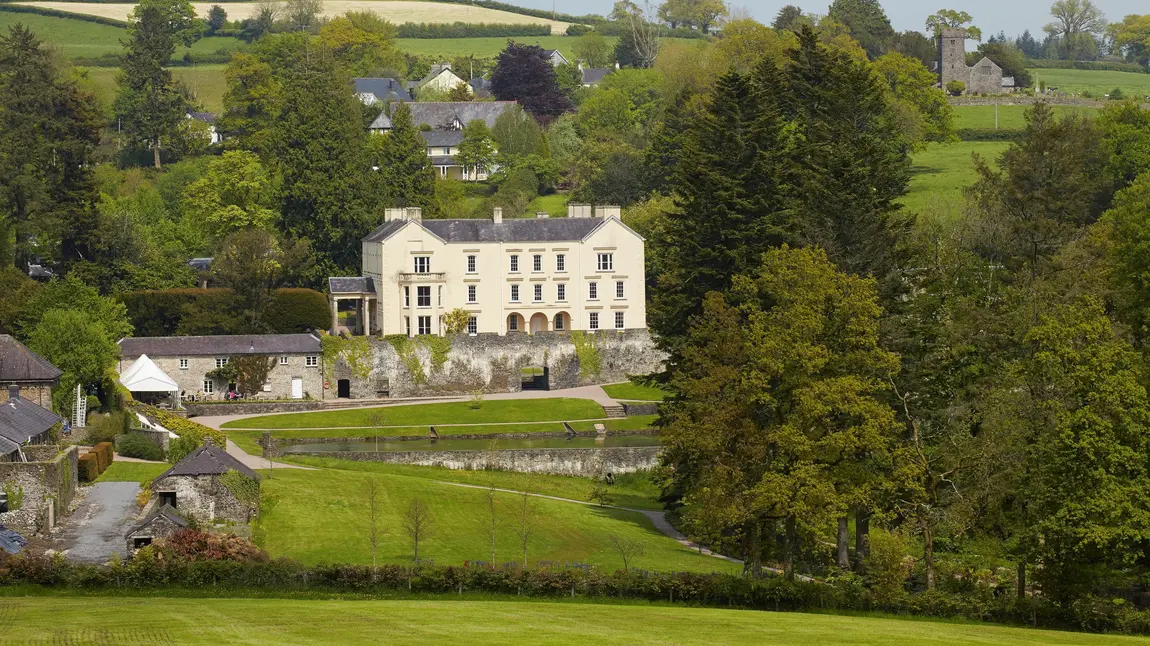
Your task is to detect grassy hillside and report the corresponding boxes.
[1,597,1142,645]
[0,11,241,59]
[1029,68,1150,98]
[901,141,1011,216]
[79,64,229,114]
[953,104,1098,130]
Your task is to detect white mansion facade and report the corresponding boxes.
[329,205,646,337]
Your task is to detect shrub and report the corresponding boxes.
[155,529,267,562]
[264,288,329,333]
[85,411,130,445]
[116,434,164,461]
[945,80,966,96]
[566,24,591,36]
[77,453,100,482]
[92,443,114,472]
[396,22,550,38]
[129,403,225,447]
[1110,87,1125,100]
[166,435,200,465]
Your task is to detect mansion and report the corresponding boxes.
[330,205,646,337]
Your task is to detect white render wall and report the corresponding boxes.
[363,215,646,337]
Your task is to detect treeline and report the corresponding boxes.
[118,288,329,337]
[1026,58,1149,74]
[396,22,550,39]
[2,554,1149,634]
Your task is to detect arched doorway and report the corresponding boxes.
[529,313,548,334]
[553,311,570,332]
[507,312,525,333]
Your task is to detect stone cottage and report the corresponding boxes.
[150,439,260,524]
[125,504,188,551]
[0,335,62,411]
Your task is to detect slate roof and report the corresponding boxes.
[0,395,62,445]
[329,277,377,294]
[420,131,463,148]
[369,111,393,130]
[0,525,26,555]
[189,111,217,125]
[469,77,491,93]
[119,334,321,358]
[365,218,619,245]
[0,335,63,383]
[125,503,189,537]
[0,435,19,456]
[581,68,612,86]
[354,77,412,104]
[363,220,408,243]
[153,439,260,482]
[187,258,213,272]
[399,101,518,131]
[27,264,53,280]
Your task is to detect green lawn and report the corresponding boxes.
[256,465,719,570]
[0,11,245,60]
[526,192,570,217]
[94,461,169,486]
[602,383,668,402]
[953,104,1099,130]
[80,64,230,114]
[901,141,1011,216]
[1,597,1143,645]
[223,398,608,430]
[1029,68,1150,98]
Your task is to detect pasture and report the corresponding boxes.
[952,103,1099,130]
[1028,68,1150,99]
[901,141,1011,216]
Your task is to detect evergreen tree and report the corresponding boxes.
[373,103,436,211]
[827,0,894,59]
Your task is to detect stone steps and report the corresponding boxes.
[602,405,626,419]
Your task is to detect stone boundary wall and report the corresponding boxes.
[263,429,659,453]
[0,446,79,535]
[185,401,323,418]
[285,446,660,477]
[329,329,666,399]
[621,402,660,416]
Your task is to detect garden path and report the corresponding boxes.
[55,481,140,563]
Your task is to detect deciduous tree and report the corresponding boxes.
[827,0,894,58]
[925,9,982,41]
[183,151,278,237]
[491,42,573,121]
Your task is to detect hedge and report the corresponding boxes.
[263,288,330,334]
[93,442,114,471]
[397,22,550,39]
[0,4,127,28]
[957,127,1023,141]
[1028,59,1148,74]
[116,434,164,461]
[1,555,1148,635]
[594,22,709,39]
[77,453,99,483]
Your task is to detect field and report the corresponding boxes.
[1029,68,1150,98]
[1,597,1144,645]
[16,1,571,33]
[256,463,723,570]
[221,398,607,429]
[952,104,1099,130]
[0,11,243,58]
[79,64,230,113]
[901,141,1011,216]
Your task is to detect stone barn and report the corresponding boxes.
[150,439,260,524]
[125,504,188,552]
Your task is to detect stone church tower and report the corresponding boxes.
[938,28,969,90]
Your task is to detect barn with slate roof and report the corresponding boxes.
[151,439,260,524]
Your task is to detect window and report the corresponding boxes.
[509,255,519,273]
[405,317,411,336]
[509,315,519,332]
[467,255,477,273]
[616,281,625,299]
[615,311,625,329]
[438,286,443,307]
[215,357,229,369]
[556,254,566,272]
[417,316,432,335]
[467,316,478,335]
[414,256,430,274]
[442,147,451,155]
[467,285,477,303]
[279,356,289,365]
[597,253,613,271]
[510,284,520,302]
[534,284,543,302]
[533,254,542,272]
[589,312,599,330]
[404,286,410,308]
[554,314,565,331]
[306,355,318,367]
[179,358,188,370]
[556,283,566,301]
[417,286,431,307]
[588,282,598,300]
[202,379,214,394]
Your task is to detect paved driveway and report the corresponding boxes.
[57,482,141,563]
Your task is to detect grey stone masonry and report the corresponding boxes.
[289,446,660,477]
[150,474,254,524]
[118,353,322,402]
[0,446,79,535]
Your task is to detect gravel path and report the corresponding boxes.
[56,482,141,564]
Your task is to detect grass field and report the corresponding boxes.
[526,192,570,217]
[1029,68,1150,98]
[256,464,721,570]
[79,64,229,114]
[222,398,607,430]
[901,141,1011,215]
[953,104,1099,130]
[94,461,169,485]
[0,11,245,58]
[1,597,1143,645]
[17,1,571,32]
[602,383,668,402]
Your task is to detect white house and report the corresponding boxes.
[544,49,570,67]
[412,64,470,97]
[329,205,647,337]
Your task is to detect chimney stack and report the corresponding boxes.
[384,208,405,222]
[567,203,592,219]
[535,211,549,219]
[493,207,503,224]
[7,385,18,402]
[406,207,423,223]
[594,206,621,220]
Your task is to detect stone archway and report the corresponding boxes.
[507,312,525,333]
[529,312,548,334]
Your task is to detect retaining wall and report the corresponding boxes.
[0,446,79,535]
[185,401,323,418]
[285,446,660,477]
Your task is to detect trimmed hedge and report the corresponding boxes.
[264,289,330,334]
[594,22,708,39]
[0,556,1148,635]
[116,434,164,461]
[957,127,1023,141]
[77,453,99,483]
[93,442,114,471]
[1028,59,1148,74]
[397,22,550,38]
[0,4,126,28]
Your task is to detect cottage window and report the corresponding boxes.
[306,355,318,367]
[556,283,566,302]
[414,256,430,274]
[179,358,188,370]
[510,284,520,302]
[533,254,542,272]
[615,311,625,329]
[509,315,519,332]
[417,286,431,307]
[589,312,600,330]
[556,254,566,272]
[215,357,229,369]
[467,255,477,273]
[405,317,411,336]
[418,316,432,335]
[202,379,214,394]
[467,316,478,335]
[597,253,613,272]
[588,282,598,300]
[467,285,477,303]
[509,255,519,273]
[616,281,625,299]
[404,286,410,307]
[534,284,543,302]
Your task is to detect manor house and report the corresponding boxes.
[329,205,646,337]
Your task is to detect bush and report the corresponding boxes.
[130,404,225,448]
[77,453,100,482]
[264,289,329,334]
[118,289,223,337]
[957,128,1022,141]
[92,443,114,472]
[1110,87,1125,100]
[85,411,130,445]
[116,434,164,461]
[946,80,966,96]
[118,287,328,336]
[156,529,267,562]
[166,435,201,465]
[566,24,591,36]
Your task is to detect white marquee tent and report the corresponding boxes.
[119,355,180,408]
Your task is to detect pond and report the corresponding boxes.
[282,434,662,454]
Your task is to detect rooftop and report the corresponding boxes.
[364,217,619,244]
[0,393,62,445]
[421,131,464,148]
[354,77,412,103]
[0,525,25,555]
[0,335,63,384]
[581,68,612,86]
[329,277,377,294]
[153,439,260,482]
[394,101,517,131]
[125,503,189,537]
[119,334,321,358]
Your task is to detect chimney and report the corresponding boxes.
[7,385,18,402]
[567,203,592,219]
[615,61,620,70]
[594,206,621,220]
[493,207,503,224]
[577,61,583,71]
[384,208,405,222]
[535,211,549,219]
[406,207,423,223]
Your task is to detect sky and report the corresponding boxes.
[514,0,1146,40]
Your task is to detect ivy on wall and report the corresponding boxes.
[220,469,260,512]
[385,335,454,385]
[320,332,373,383]
[572,331,602,379]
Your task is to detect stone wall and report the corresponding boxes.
[621,402,660,417]
[0,446,79,535]
[262,429,659,454]
[152,474,255,524]
[287,446,660,477]
[329,329,665,399]
[185,401,323,418]
[118,354,323,401]
[0,383,54,412]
